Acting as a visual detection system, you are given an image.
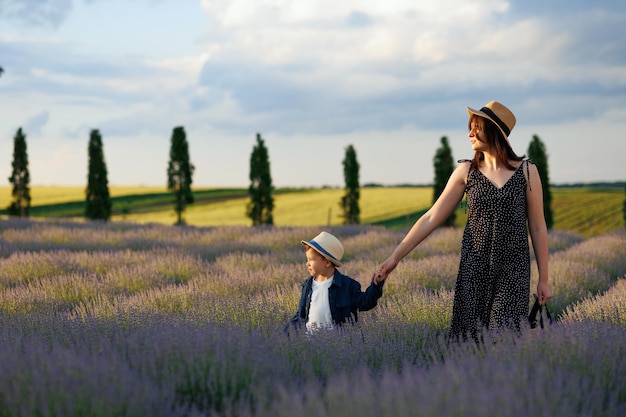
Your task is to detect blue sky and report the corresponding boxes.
[1,0,625,187]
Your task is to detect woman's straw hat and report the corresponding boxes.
[467,101,516,145]
[301,231,344,267]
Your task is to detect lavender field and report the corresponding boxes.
[1,218,625,417]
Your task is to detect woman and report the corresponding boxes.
[375,101,552,341]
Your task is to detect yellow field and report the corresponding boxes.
[2,185,623,235]
[112,188,434,226]
[0,186,167,207]
[551,188,624,237]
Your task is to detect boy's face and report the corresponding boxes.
[305,248,333,277]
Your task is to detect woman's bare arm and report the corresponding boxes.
[376,162,469,281]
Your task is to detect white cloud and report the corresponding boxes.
[23,111,50,137]
[1,0,625,186]
[0,0,73,28]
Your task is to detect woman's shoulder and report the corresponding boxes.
[516,158,538,172]
[455,159,473,170]
[513,159,540,188]
[506,159,535,174]
[454,159,473,177]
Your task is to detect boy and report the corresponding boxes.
[286,231,384,333]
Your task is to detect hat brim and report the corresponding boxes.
[301,240,342,267]
[467,106,512,145]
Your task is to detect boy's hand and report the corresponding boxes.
[373,272,386,285]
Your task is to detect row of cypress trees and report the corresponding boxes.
[3,127,360,226]
[243,136,361,226]
[5,127,195,223]
[5,127,622,229]
[244,133,557,228]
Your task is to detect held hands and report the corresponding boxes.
[373,257,398,285]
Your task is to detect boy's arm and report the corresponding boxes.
[284,313,303,332]
[284,279,310,332]
[353,276,384,311]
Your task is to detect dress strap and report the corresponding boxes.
[525,159,532,191]
[457,159,472,185]
[457,159,472,213]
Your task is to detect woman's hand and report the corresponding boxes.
[537,281,552,306]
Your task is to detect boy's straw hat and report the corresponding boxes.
[301,231,344,267]
[466,100,516,145]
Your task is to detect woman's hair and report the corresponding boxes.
[468,115,524,172]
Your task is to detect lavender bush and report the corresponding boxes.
[0,218,625,416]
[531,229,626,317]
[245,323,626,417]
[560,277,626,326]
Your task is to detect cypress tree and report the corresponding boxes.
[7,127,31,217]
[433,136,455,226]
[85,129,112,221]
[527,134,554,229]
[167,126,194,225]
[340,144,360,224]
[246,133,274,226]
[623,183,626,227]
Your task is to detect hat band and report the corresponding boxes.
[307,240,339,262]
[480,106,510,137]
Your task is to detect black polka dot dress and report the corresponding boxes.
[450,161,531,341]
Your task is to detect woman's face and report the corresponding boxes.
[468,116,489,152]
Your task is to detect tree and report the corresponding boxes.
[0,66,4,77]
[433,136,456,226]
[623,183,626,227]
[85,129,112,221]
[246,133,274,226]
[7,128,31,217]
[340,144,360,224]
[167,126,194,225]
[527,134,554,229]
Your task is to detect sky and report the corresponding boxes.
[0,0,625,188]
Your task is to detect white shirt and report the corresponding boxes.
[306,276,334,332]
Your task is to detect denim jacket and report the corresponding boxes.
[285,269,384,331]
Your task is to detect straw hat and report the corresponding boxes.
[301,231,344,267]
[466,101,516,144]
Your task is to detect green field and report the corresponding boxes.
[0,185,624,236]
[551,187,625,236]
